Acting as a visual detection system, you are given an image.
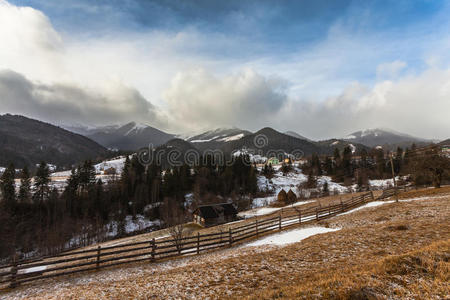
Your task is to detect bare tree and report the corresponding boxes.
[161,197,188,253]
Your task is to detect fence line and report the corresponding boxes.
[1,191,380,289]
[377,185,415,200]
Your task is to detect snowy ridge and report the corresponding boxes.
[124,123,150,136]
[187,128,250,143]
[217,133,244,142]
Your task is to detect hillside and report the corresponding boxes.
[2,187,448,299]
[343,128,431,150]
[81,122,175,151]
[221,127,332,157]
[0,114,107,168]
[284,131,312,142]
[315,139,370,154]
[153,138,201,169]
[185,128,252,152]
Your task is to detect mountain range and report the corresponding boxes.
[66,122,175,150]
[342,128,434,150]
[1,114,444,169]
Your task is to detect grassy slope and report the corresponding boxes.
[1,188,449,299]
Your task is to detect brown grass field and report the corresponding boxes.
[1,187,449,299]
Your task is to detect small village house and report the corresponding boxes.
[193,203,238,227]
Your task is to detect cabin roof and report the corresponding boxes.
[195,203,237,219]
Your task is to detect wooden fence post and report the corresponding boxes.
[96,245,101,270]
[278,215,282,230]
[298,211,301,224]
[255,219,259,237]
[151,238,156,262]
[197,232,200,255]
[9,258,18,289]
[340,199,344,212]
[315,208,319,220]
[228,228,233,247]
[370,191,374,200]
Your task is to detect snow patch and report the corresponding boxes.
[217,133,244,142]
[18,265,47,274]
[339,201,395,215]
[245,226,341,247]
[125,123,148,136]
[349,144,356,154]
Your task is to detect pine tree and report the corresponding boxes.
[394,147,403,174]
[333,148,341,166]
[322,181,329,196]
[375,149,385,179]
[311,153,322,176]
[342,146,353,177]
[0,163,16,210]
[18,166,31,203]
[324,156,333,175]
[305,171,317,188]
[33,161,50,204]
[78,160,96,191]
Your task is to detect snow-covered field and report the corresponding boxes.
[106,215,160,237]
[254,168,350,208]
[51,156,128,177]
[94,156,127,175]
[245,226,341,247]
[339,200,395,215]
[238,200,313,218]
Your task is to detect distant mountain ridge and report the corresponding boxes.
[284,131,313,142]
[0,114,107,168]
[220,127,322,156]
[342,128,431,150]
[72,122,175,151]
[187,128,252,143]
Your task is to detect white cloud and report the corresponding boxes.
[163,68,287,132]
[273,68,450,140]
[0,0,449,141]
[376,60,407,79]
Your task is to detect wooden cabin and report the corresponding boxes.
[193,203,238,227]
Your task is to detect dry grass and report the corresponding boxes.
[1,190,449,299]
[251,239,449,300]
[396,185,450,200]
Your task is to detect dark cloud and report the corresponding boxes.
[0,69,168,128]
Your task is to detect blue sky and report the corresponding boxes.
[1,0,450,138]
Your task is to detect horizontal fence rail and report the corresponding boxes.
[377,185,415,200]
[1,191,382,289]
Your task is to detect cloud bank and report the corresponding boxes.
[0,70,168,128]
[0,0,449,140]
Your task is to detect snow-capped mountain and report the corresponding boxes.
[283,131,313,142]
[84,122,175,150]
[187,128,252,143]
[343,128,431,149]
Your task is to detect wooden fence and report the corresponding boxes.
[377,185,415,200]
[1,192,376,289]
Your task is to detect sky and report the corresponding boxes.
[0,0,449,140]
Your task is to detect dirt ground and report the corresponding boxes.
[1,187,449,300]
